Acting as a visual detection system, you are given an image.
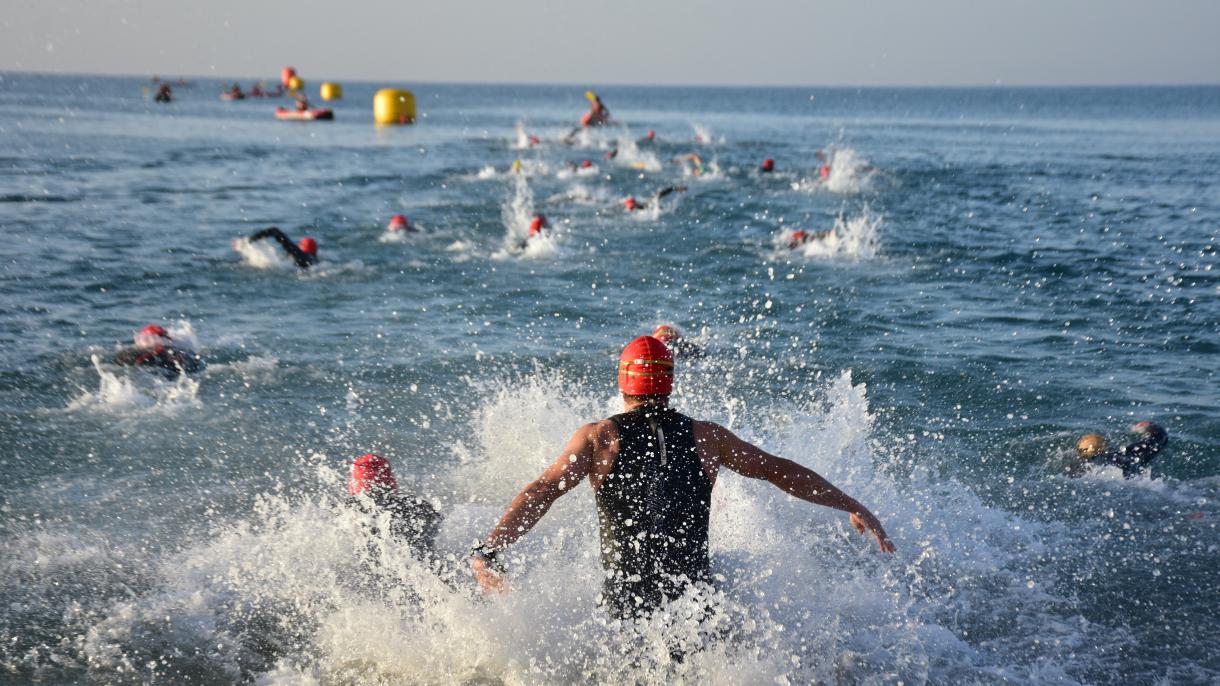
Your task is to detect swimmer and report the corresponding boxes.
[786,229,831,250]
[516,213,550,250]
[1071,421,1169,478]
[815,150,831,180]
[112,324,204,380]
[348,453,442,561]
[639,129,657,145]
[623,186,688,212]
[510,159,523,175]
[153,83,173,103]
[387,214,417,233]
[227,83,245,99]
[652,323,705,359]
[250,82,263,97]
[244,227,318,269]
[469,335,895,619]
[760,158,775,173]
[677,153,707,177]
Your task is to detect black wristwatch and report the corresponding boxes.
[470,543,505,572]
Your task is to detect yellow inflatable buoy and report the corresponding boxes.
[320,82,342,101]
[287,76,303,92]
[373,88,415,125]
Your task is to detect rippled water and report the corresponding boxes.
[1,74,1217,684]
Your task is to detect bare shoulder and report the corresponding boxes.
[693,420,732,443]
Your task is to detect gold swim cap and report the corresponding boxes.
[1076,433,1107,459]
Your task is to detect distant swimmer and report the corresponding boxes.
[510,159,524,175]
[1072,421,1169,479]
[815,150,831,180]
[348,453,443,560]
[640,129,657,145]
[226,83,245,100]
[760,158,775,173]
[623,186,688,212]
[786,229,831,250]
[517,213,550,250]
[245,227,318,268]
[469,335,895,619]
[652,323,705,359]
[153,84,173,103]
[677,153,707,177]
[112,324,204,380]
[387,214,418,233]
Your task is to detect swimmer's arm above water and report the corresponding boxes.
[707,422,896,553]
[248,227,313,268]
[470,422,599,592]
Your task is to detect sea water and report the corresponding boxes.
[0,74,1217,684]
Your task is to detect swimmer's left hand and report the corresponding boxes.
[851,512,897,553]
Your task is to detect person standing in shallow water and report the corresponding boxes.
[469,335,895,619]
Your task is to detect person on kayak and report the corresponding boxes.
[1071,421,1169,478]
[623,186,688,212]
[581,91,610,127]
[294,94,310,112]
[244,227,318,268]
[153,83,173,103]
[348,453,442,560]
[112,324,204,380]
[469,335,895,619]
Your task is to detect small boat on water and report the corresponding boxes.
[275,107,334,121]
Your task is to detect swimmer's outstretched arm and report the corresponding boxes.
[703,422,896,552]
[470,422,600,592]
[248,227,312,268]
[655,185,688,200]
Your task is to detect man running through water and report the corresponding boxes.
[243,227,318,269]
[470,335,895,619]
[113,324,204,380]
[623,186,688,212]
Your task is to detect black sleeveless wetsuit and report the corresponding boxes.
[596,405,714,618]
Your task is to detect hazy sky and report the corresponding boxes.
[3,0,1217,86]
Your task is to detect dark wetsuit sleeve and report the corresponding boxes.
[1118,432,1168,478]
[113,347,143,366]
[389,495,442,555]
[249,227,314,268]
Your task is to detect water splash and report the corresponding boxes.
[773,208,882,260]
[67,354,200,414]
[232,237,294,270]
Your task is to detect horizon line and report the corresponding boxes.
[4,68,1218,92]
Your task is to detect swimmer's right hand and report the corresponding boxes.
[470,555,509,595]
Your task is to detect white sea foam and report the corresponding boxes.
[67,354,200,415]
[38,369,1156,682]
[773,208,882,260]
[232,237,294,270]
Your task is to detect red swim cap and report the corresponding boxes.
[647,130,655,140]
[819,165,831,179]
[618,335,674,396]
[388,214,408,230]
[624,197,638,210]
[529,214,548,236]
[529,135,541,146]
[142,324,169,339]
[349,453,398,496]
[652,324,680,343]
[792,230,808,242]
[761,158,775,172]
[580,159,593,169]
[298,237,317,256]
[134,324,171,347]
